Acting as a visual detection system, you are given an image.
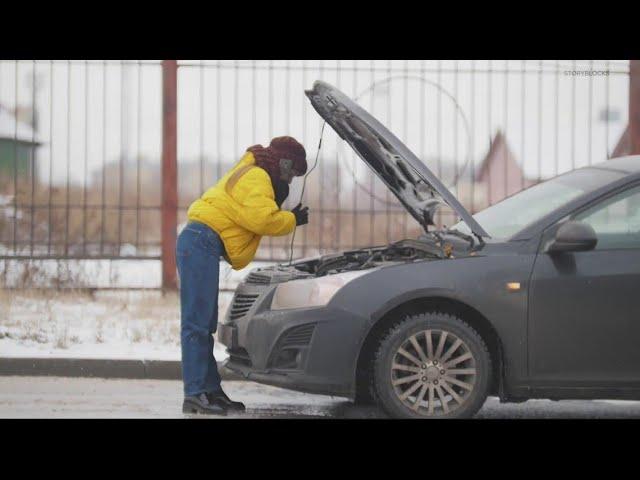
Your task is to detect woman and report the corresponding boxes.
[177,136,309,415]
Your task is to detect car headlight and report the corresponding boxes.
[270,269,375,310]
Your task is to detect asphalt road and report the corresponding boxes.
[2,376,640,418]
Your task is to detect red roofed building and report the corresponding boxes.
[611,125,631,158]
[473,131,537,211]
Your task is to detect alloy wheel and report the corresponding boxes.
[390,329,477,416]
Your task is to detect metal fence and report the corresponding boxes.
[0,60,636,289]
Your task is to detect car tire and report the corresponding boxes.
[373,312,491,419]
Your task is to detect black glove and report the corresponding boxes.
[291,203,309,226]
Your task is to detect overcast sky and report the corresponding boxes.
[0,60,630,197]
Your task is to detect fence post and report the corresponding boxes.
[161,60,178,290]
[631,60,640,155]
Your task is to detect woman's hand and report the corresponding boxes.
[291,203,309,226]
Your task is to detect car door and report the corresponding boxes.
[528,183,640,389]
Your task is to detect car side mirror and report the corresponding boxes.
[547,221,598,253]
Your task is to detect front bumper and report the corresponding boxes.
[218,281,367,398]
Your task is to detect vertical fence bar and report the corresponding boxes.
[487,61,492,205]
[100,61,107,255]
[537,60,543,182]
[335,61,341,252]
[352,60,358,250]
[605,60,610,157]
[319,60,325,254]
[587,60,593,165]
[48,61,54,255]
[267,60,273,257]
[64,61,71,257]
[520,60,525,189]
[136,61,142,251]
[453,60,459,203]
[437,60,443,218]
[402,60,408,238]
[385,60,391,243]
[469,60,475,214]
[199,62,205,195]
[368,60,374,247]
[30,61,36,256]
[554,61,559,177]
[83,61,89,255]
[13,61,18,255]
[301,60,308,257]
[503,61,508,202]
[571,60,576,170]
[118,62,126,255]
[161,60,178,290]
[216,63,221,181]
[630,60,640,155]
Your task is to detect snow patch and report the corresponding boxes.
[0,290,234,361]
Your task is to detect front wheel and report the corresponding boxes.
[373,312,491,418]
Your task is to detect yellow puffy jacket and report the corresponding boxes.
[187,152,296,270]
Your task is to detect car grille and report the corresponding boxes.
[229,293,260,320]
[279,323,316,347]
[245,272,270,285]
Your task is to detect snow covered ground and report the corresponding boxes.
[0,288,235,361]
[0,260,277,361]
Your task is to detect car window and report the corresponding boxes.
[452,167,625,239]
[574,185,640,250]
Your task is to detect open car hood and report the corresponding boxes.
[305,81,489,238]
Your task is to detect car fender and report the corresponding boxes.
[328,255,531,395]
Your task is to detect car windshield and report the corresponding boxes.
[452,167,625,239]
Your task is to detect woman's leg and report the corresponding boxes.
[176,225,221,397]
[199,229,246,411]
[204,230,224,393]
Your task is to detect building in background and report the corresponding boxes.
[0,104,40,183]
[474,131,537,209]
[611,124,632,158]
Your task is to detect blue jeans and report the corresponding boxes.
[176,221,225,396]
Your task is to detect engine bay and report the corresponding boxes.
[245,238,447,285]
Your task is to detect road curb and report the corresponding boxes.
[0,358,243,381]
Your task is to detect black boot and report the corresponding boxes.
[207,390,246,412]
[183,393,227,416]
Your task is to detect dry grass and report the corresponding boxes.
[0,175,162,257]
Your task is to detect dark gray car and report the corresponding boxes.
[218,80,640,418]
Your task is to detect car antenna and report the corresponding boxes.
[288,121,327,266]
